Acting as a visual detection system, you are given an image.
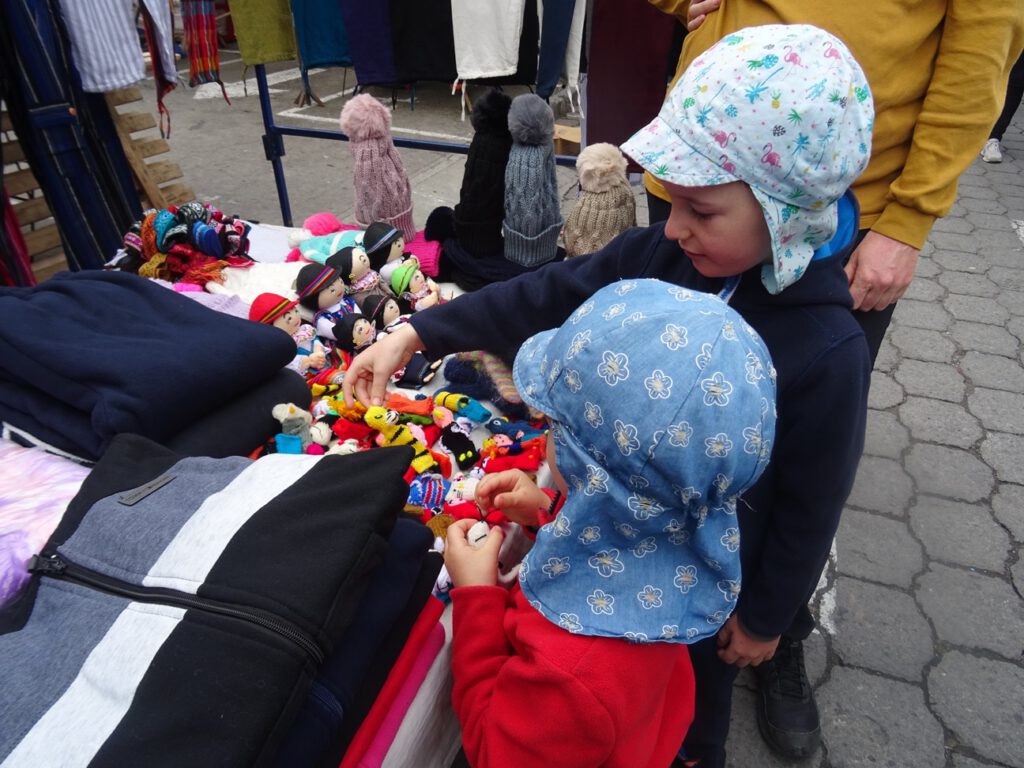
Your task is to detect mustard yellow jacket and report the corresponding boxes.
[645,0,1024,248]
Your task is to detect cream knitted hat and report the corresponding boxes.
[562,142,636,258]
[339,94,415,241]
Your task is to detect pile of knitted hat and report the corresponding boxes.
[118,200,253,286]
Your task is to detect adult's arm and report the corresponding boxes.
[737,333,870,638]
[450,587,617,768]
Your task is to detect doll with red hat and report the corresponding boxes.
[249,292,329,376]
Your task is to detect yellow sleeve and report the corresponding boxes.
[646,0,690,22]
[873,0,1024,248]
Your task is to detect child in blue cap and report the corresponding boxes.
[444,279,777,768]
[346,23,873,766]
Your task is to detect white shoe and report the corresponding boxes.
[981,138,1003,163]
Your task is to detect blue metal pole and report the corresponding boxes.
[255,65,294,227]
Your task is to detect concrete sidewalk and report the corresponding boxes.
[152,55,1024,768]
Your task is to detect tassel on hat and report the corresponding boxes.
[563,143,636,258]
[502,94,563,268]
[339,95,415,241]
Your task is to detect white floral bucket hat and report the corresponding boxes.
[621,24,874,293]
[513,280,777,643]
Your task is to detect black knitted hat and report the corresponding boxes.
[453,89,513,258]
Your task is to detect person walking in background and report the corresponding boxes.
[649,0,1023,367]
[982,50,1024,163]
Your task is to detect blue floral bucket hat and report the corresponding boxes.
[621,24,874,294]
[514,279,777,643]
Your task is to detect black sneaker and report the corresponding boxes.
[753,637,821,759]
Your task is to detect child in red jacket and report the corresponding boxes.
[444,280,778,768]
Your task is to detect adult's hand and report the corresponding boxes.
[844,231,920,311]
[342,322,426,407]
[716,615,780,668]
[686,0,720,31]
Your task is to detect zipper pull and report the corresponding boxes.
[27,554,67,576]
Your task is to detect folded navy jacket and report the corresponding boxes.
[0,270,297,461]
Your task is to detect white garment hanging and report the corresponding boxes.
[59,0,177,93]
[451,0,527,81]
[563,0,587,117]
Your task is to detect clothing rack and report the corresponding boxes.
[254,64,578,228]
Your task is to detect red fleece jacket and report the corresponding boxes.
[451,584,694,768]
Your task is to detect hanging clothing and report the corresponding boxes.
[291,0,352,69]
[57,0,176,94]
[562,0,587,113]
[0,190,33,287]
[230,0,298,65]
[340,0,397,86]
[181,0,225,87]
[389,0,457,84]
[535,0,577,100]
[451,0,526,80]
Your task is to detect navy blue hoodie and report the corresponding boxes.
[411,220,870,639]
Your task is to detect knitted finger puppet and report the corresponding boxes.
[362,221,409,272]
[295,263,359,342]
[434,390,491,424]
[249,292,328,376]
[563,142,636,258]
[272,402,321,454]
[364,406,438,475]
[453,89,514,257]
[485,416,547,442]
[326,245,389,305]
[389,259,440,312]
[502,94,563,267]
[339,94,415,240]
[433,406,480,470]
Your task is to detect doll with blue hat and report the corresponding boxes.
[443,279,777,768]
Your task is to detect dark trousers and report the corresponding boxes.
[646,192,892,365]
[991,50,1024,141]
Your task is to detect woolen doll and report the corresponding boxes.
[295,263,359,342]
[249,292,328,376]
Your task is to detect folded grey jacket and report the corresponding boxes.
[0,434,413,768]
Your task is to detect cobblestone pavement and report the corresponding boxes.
[162,64,1024,768]
[722,116,1024,767]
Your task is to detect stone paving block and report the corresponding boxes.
[903,277,945,302]
[863,409,910,458]
[929,650,1024,766]
[954,182,999,200]
[914,255,941,279]
[950,321,1020,356]
[818,666,946,768]
[966,211,1017,231]
[987,266,1024,292]
[976,235,1024,268]
[899,397,982,448]
[930,215,974,234]
[968,388,1024,434]
[981,432,1024,485]
[836,508,923,587]
[725,688,815,768]
[933,227,1001,251]
[943,294,1011,325]
[1008,316,1024,343]
[917,564,1024,658]
[873,337,899,374]
[905,443,994,501]
[931,248,987,272]
[895,359,966,402]
[960,351,1024,392]
[938,271,999,298]
[997,289,1024,316]
[847,455,914,516]
[892,299,953,331]
[888,326,957,363]
[831,577,933,681]
[908,496,1010,572]
[867,371,904,409]
[992,484,1024,541]
[1011,551,1023,595]
[950,756,1004,768]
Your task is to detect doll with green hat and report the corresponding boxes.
[389,258,440,313]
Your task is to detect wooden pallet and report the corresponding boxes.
[1,88,194,283]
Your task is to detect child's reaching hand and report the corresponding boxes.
[445,519,505,588]
[474,470,552,528]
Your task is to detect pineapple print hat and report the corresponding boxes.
[513,280,777,643]
[621,24,874,293]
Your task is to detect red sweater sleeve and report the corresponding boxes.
[450,586,618,768]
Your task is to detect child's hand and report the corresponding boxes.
[307,350,327,369]
[474,470,550,527]
[716,615,780,668]
[445,519,504,588]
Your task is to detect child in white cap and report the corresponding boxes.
[344,25,874,765]
[444,280,777,768]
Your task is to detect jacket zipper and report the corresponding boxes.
[29,553,324,666]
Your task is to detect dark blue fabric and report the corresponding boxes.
[0,0,140,270]
[0,270,296,460]
[389,0,457,83]
[536,0,577,99]
[271,518,436,768]
[410,209,869,640]
[291,0,352,68]
[340,0,396,86]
